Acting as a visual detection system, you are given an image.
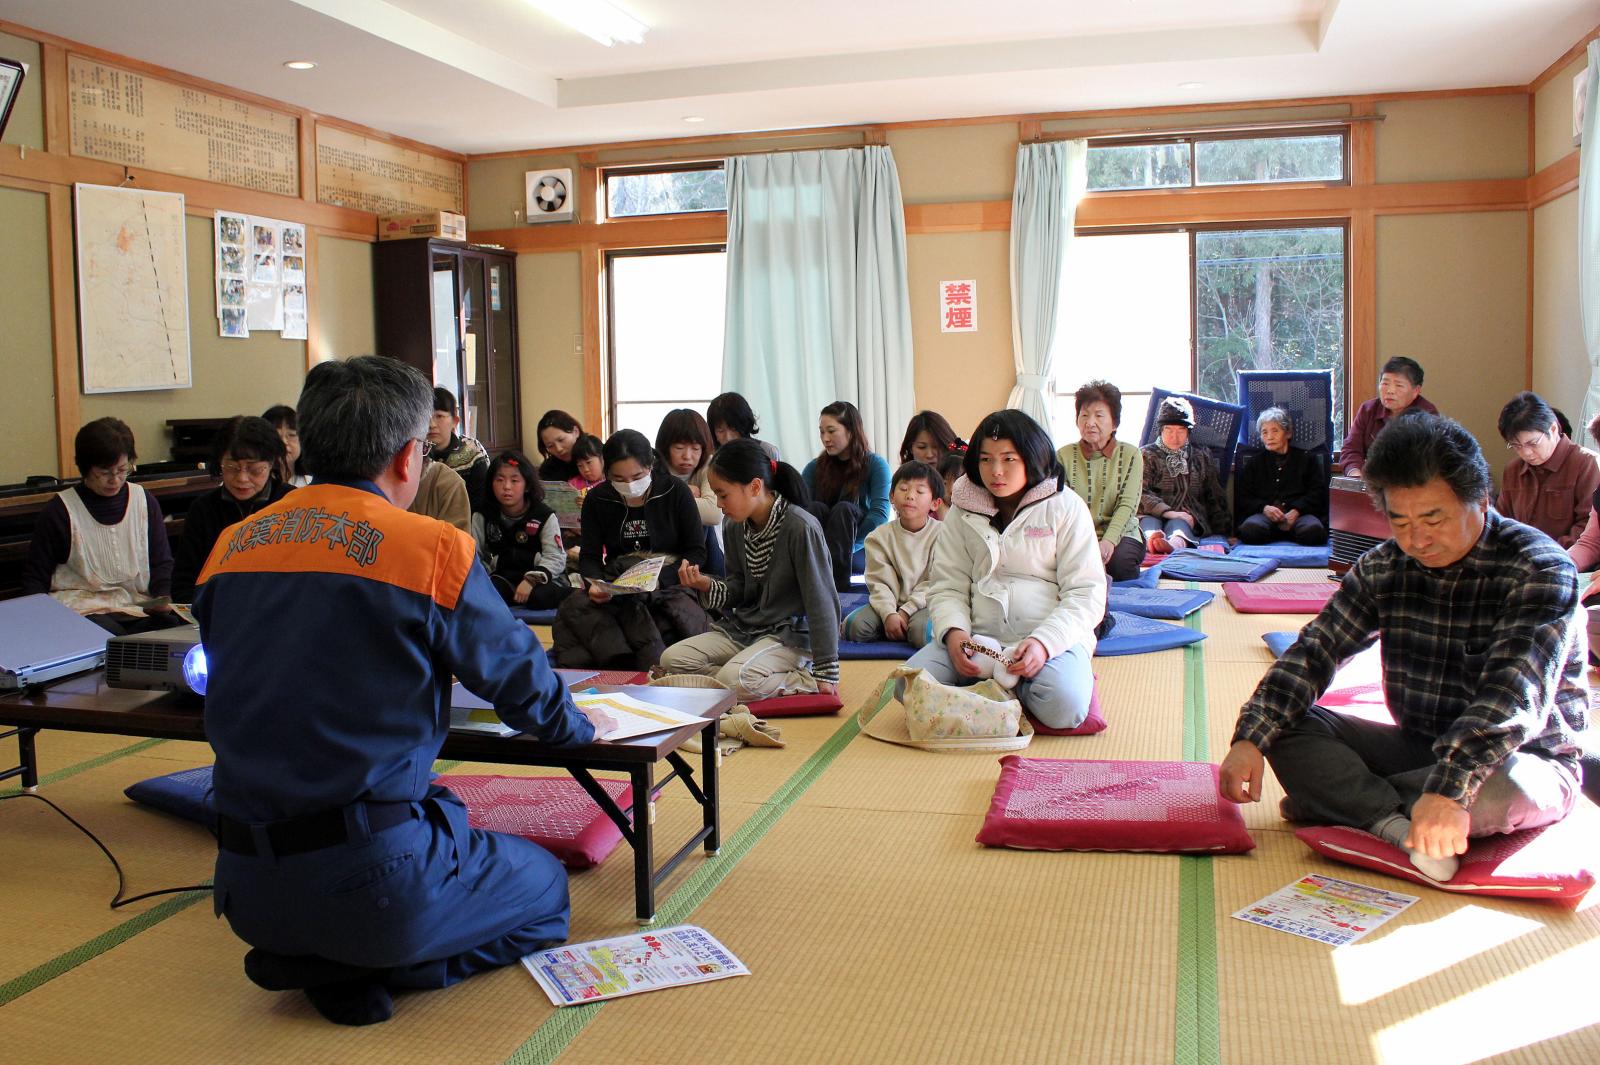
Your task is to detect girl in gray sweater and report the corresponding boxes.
[666,440,841,700]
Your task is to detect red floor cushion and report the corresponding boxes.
[1295,822,1597,907]
[1222,582,1336,614]
[743,692,845,717]
[976,757,1255,854]
[438,774,631,870]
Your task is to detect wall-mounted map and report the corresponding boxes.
[75,183,191,393]
[68,55,299,197]
[316,124,463,214]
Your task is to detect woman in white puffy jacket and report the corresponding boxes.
[903,410,1106,729]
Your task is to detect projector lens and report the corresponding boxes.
[182,643,208,696]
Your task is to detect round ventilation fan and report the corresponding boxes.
[532,174,568,213]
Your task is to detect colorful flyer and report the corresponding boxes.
[572,690,706,741]
[585,554,667,597]
[1232,874,1418,947]
[523,926,749,1006]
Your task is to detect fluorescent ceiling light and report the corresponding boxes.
[527,0,647,47]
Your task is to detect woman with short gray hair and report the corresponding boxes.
[1234,406,1328,546]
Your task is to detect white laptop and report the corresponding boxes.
[0,594,109,690]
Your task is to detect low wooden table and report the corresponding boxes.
[0,672,731,922]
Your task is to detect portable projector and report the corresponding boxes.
[104,624,209,695]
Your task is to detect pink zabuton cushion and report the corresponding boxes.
[1026,680,1106,736]
[439,774,629,870]
[1295,822,1597,907]
[1316,644,1395,726]
[976,757,1255,854]
[744,692,844,717]
[1222,582,1336,614]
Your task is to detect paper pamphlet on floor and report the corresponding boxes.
[573,690,705,741]
[523,925,749,1005]
[585,555,666,596]
[1232,874,1418,946]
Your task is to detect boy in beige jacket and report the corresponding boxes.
[844,462,944,646]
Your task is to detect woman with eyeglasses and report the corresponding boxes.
[21,417,183,634]
[171,416,293,603]
[1494,392,1598,548]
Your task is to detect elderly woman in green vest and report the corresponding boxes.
[1057,380,1145,581]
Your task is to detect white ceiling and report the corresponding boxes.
[4,0,1594,154]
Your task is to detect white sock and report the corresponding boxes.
[1370,813,1459,883]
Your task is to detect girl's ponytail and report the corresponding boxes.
[709,439,813,507]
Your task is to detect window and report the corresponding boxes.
[1086,130,1347,192]
[1195,225,1346,428]
[1055,231,1191,442]
[604,163,727,218]
[1054,223,1347,443]
[606,246,727,442]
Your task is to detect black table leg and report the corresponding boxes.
[632,763,654,923]
[0,726,39,790]
[700,719,720,856]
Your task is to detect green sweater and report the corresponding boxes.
[1058,440,1144,544]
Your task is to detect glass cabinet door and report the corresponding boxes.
[488,260,517,451]
[430,255,461,404]
[459,256,489,444]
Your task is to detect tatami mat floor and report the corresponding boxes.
[2,585,1597,1065]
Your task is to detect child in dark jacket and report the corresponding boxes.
[471,450,573,610]
[552,430,710,670]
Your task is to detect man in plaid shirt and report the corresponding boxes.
[1220,413,1588,882]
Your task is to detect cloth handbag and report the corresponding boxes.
[856,666,1033,753]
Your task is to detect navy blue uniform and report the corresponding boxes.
[194,480,594,988]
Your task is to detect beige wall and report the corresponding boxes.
[466,152,582,231]
[1375,212,1528,454]
[0,186,57,480]
[317,235,376,360]
[1532,193,1585,416]
[906,231,1014,438]
[78,216,310,462]
[1375,96,1528,182]
[1534,56,1587,171]
[515,250,586,455]
[0,31,44,150]
[890,124,1017,203]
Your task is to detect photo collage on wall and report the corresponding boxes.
[215,211,307,340]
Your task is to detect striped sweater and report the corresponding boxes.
[1058,440,1144,545]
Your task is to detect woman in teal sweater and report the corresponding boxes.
[1057,380,1145,581]
[801,401,892,592]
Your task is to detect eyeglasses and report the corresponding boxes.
[220,460,273,477]
[1505,432,1551,454]
[418,439,434,459]
[88,464,135,482]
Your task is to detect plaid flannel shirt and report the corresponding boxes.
[1233,510,1589,805]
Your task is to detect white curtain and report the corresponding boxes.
[1578,42,1600,437]
[721,147,915,464]
[1007,139,1088,439]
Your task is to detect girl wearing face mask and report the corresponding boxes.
[551,429,710,670]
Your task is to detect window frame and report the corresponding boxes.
[603,243,729,436]
[1083,125,1352,195]
[600,160,729,222]
[1057,218,1350,438]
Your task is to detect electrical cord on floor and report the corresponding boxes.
[0,791,211,909]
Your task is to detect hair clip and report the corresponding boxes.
[770,459,778,473]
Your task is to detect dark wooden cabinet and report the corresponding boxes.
[374,239,521,452]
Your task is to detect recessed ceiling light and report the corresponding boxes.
[283,60,317,70]
[1178,81,1204,91]
[682,116,705,123]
